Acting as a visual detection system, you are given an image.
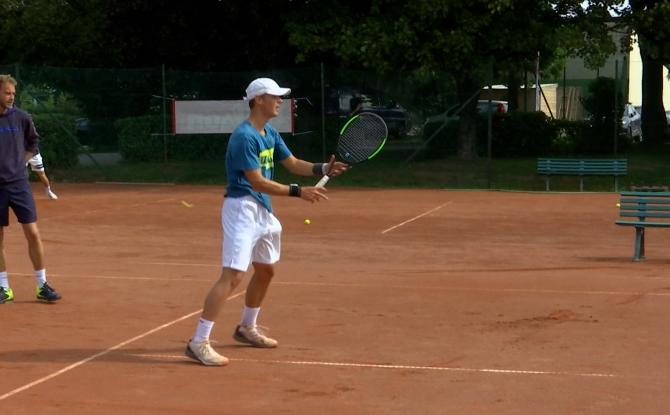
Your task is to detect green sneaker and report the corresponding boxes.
[0,287,14,304]
[36,282,61,302]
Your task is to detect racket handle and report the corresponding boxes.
[315,175,330,188]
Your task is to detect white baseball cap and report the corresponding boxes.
[243,78,291,100]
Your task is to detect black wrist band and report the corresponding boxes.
[312,163,325,176]
[289,183,301,197]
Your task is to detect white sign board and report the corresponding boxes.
[172,99,294,134]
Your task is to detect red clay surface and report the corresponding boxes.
[2,183,670,414]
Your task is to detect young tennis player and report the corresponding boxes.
[0,74,61,304]
[27,152,58,200]
[185,77,348,366]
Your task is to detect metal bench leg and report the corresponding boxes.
[579,177,584,192]
[633,227,645,261]
[545,177,550,191]
[614,176,618,192]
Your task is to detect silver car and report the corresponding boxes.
[622,103,642,142]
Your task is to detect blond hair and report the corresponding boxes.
[0,74,17,88]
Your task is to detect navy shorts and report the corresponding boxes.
[0,181,38,226]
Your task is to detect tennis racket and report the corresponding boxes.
[316,112,388,187]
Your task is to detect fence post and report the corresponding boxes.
[162,64,168,162]
[320,63,326,161]
[614,59,619,156]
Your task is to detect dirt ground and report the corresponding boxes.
[1,183,669,414]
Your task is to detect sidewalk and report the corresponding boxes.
[78,152,122,166]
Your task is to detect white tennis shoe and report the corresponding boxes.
[233,325,278,348]
[185,339,229,366]
[46,188,58,200]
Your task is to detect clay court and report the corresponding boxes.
[1,183,669,414]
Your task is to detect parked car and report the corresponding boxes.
[326,85,413,138]
[622,103,642,142]
[476,100,508,114]
[423,99,508,127]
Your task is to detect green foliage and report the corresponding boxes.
[31,114,80,169]
[17,83,84,116]
[551,119,592,155]
[580,76,629,153]
[116,116,229,162]
[117,116,163,162]
[421,109,632,159]
[489,112,555,157]
[167,135,229,162]
[627,0,670,63]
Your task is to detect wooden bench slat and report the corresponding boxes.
[615,221,670,227]
[621,191,670,197]
[620,213,670,219]
[620,205,670,212]
[620,199,670,205]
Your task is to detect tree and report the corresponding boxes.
[0,0,301,71]
[286,0,618,159]
[625,0,670,146]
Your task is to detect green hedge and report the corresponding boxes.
[116,115,229,162]
[32,114,80,169]
[422,111,631,159]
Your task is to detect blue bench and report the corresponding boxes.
[537,158,627,191]
[615,191,670,261]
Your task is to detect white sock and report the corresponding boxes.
[193,318,215,343]
[35,269,47,287]
[0,271,9,289]
[240,306,260,327]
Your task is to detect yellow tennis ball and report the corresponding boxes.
[304,219,311,225]
[616,203,621,207]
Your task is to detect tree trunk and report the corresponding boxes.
[639,37,668,146]
[457,78,480,160]
[507,70,521,112]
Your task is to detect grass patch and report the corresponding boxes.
[46,152,670,192]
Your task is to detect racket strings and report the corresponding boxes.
[337,113,387,164]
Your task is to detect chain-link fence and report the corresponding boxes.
[2,62,656,190]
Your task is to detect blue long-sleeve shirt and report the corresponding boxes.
[0,107,39,185]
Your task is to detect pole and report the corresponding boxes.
[535,50,540,111]
[14,64,21,107]
[562,64,567,119]
[320,63,326,161]
[524,71,528,112]
[162,64,168,162]
[614,59,619,156]
[487,60,493,189]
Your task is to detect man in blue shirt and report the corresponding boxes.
[186,78,347,366]
[0,74,61,304]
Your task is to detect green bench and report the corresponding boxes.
[537,158,628,191]
[615,191,670,261]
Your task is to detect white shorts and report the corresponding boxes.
[222,195,282,271]
[27,153,44,172]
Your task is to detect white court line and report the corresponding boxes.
[95,182,175,186]
[9,272,670,297]
[10,272,212,282]
[127,261,218,268]
[381,202,452,234]
[0,291,244,402]
[128,354,618,379]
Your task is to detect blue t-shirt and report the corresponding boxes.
[225,120,291,212]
